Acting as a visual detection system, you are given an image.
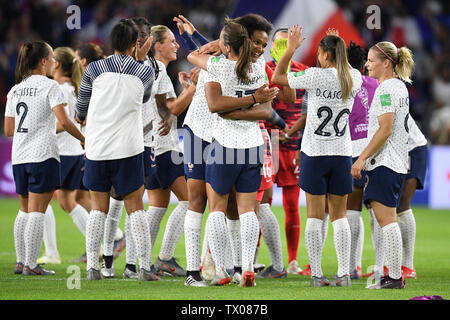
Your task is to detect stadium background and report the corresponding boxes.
[0,0,449,208]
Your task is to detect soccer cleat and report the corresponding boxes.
[113,235,126,259]
[69,252,87,263]
[256,265,287,279]
[232,271,242,284]
[333,274,352,287]
[101,262,115,278]
[240,271,256,287]
[200,252,215,281]
[402,266,416,279]
[123,266,138,279]
[287,260,303,274]
[14,262,24,274]
[86,268,103,280]
[37,255,61,265]
[367,275,405,289]
[254,263,265,273]
[298,264,311,276]
[155,257,186,277]
[311,276,331,287]
[22,265,56,276]
[138,265,160,281]
[350,266,362,280]
[211,269,231,286]
[185,273,209,287]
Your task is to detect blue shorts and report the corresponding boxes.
[84,152,145,196]
[13,158,60,196]
[406,145,428,190]
[352,157,367,188]
[143,146,156,178]
[364,166,406,208]
[60,155,84,190]
[182,126,211,180]
[146,150,185,190]
[205,141,263,195]
[299,152,353,196]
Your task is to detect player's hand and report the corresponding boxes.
[178,71,191,89]
[351,157,366,180]
[254,84,279,103]
[174,15,196,35]
[295,149,301,168]
[197,39,221,56]
[190,67,200,85]
[158,117,171,136]
[135,35,153,61]
[287,25,305,52]
[326,28,339,36]
[173,17,186,35]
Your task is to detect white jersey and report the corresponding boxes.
[76,54,154,161]
[407,114,427,152]
[366,78,409,174]
[205,55,265,149]
[287,67,363,157]
[57,82,84,156]
[183,69,215,143]
[142,60,173,148]
[150,60,180,156]
[5,75,67,165]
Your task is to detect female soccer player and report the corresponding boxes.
[188,19,278,287]
[76,19,155,281]
[5,41,85,275]
[272,25,363,287]
[352,41,415,289]
[37,47,90,265]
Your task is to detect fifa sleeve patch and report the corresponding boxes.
[211,57,221,63]
[293,70,305,77]
[380,94,391,107]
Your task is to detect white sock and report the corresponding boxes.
[382,222,403,279]
[159,201,188,261]
[14,210,28,264]
[184,210,203,271]
[356,214,364,269]
[370,208,385,274]
[259,203,284,271]
[201,224,209,264]
[347,210,363,272]
[69,204,89,237]
[206,211,227,274]
[130,210,152,270]
[397,209,415,270]
[125,213,137,265]
[147,206,167,248]
[103,198,124,256]
[86,210,106,271]
[305,218,323,278]
[332,218,351,277]
[225,235,234,271]
[24,212,45,269]
[322,213,329,249]
[42,205,59,257]
[226,218,241,269]
[240,211,259,273]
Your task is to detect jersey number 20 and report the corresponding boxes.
[314,106,350,137]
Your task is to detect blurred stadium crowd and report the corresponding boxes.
[1,0,449,144]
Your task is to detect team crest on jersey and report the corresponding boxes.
[380,94,391,106]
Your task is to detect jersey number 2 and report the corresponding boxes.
[16,102,29,133]
[314,106,350,137]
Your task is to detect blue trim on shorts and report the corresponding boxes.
[13,158,60,195]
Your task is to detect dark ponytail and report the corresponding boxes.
[111,18,139,53]
[15,41,51,84]
[222,19,252,83]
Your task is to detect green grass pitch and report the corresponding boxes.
[0,197,449,300]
